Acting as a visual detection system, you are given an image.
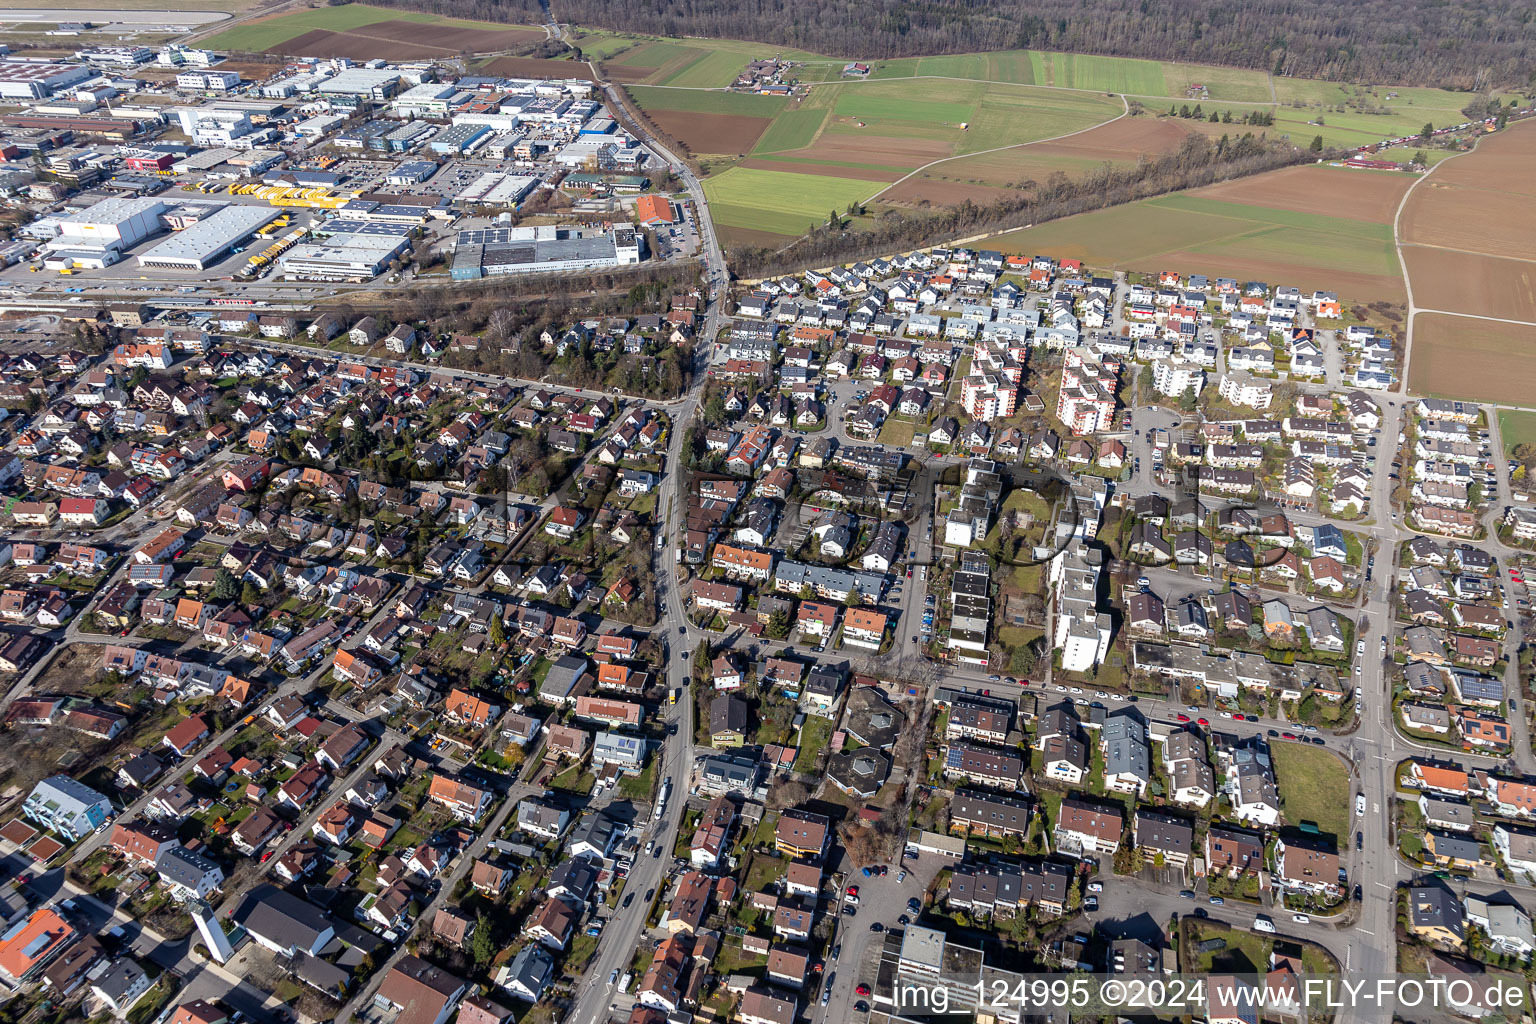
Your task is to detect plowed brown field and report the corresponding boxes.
[1193,164,1415,224]
[881,178,1016,206]
[604,64,654,84]
[1399,186,1536,259]
[1400,121,1536,327]
[1403,248,1536,324]
[649,110,772,155]
[1408,314,1536,405]
[1027,115,1204,161]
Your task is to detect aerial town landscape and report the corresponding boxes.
[0,2,1529,1024]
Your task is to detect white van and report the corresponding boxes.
[1253,915,1277,934]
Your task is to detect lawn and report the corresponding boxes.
[616,758,657,800]
[1500,410,1536,453]
[794,715,833,772]
[704,166,883,235]
[549,762,595,796]
[1184,919,1272,973]
[878,418,916,447]
[1268,740,1350,839]
[202,3,535,51]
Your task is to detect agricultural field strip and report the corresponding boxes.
[632,68,1483,113]
[976,188,1406,304]
[863,93,1128,202]
[204,5,538,51]
[637,73,1482,159]
[1399,241,1536,265]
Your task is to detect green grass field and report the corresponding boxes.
[660,48,751,88]
[569,31,648,60]
[913,53,993,80]
[609,40,701,68]
[1153,194,1400,275]
[202,3,534,51]
[832,84,977,125]
[855,48,1271,102]
[752,107,827,153]
[960,84,1122,151]
[1269,741,1351,839]
[1034,51,1166,94]
[627,85,786,116]
[984,50,1037,85]
[704,166,882,235]
[1500,410,1536,452]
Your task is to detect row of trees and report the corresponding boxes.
[371,0,1533,88]
[1168,104,1276,126]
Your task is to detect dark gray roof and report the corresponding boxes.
[709,694,749,735]
[234,884,333,951]
[90,959,148,1002]
[1134,810,1193,855]
[1429,830,1482,861]
[502,943,553,998]
[546,858,598,901]
[1409,885,1464,933]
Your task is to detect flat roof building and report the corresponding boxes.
[278,231,411,282]
[0,60,94,99]
[138,205,278,270]
[451,223,640,280]
[53,196,167,252]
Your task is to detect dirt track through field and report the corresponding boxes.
[1399,122,1536,330]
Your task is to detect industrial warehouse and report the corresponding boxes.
[137,205,279,270]
[38,196,285,271]
[278,222,413,281]
[450,223,642,280]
